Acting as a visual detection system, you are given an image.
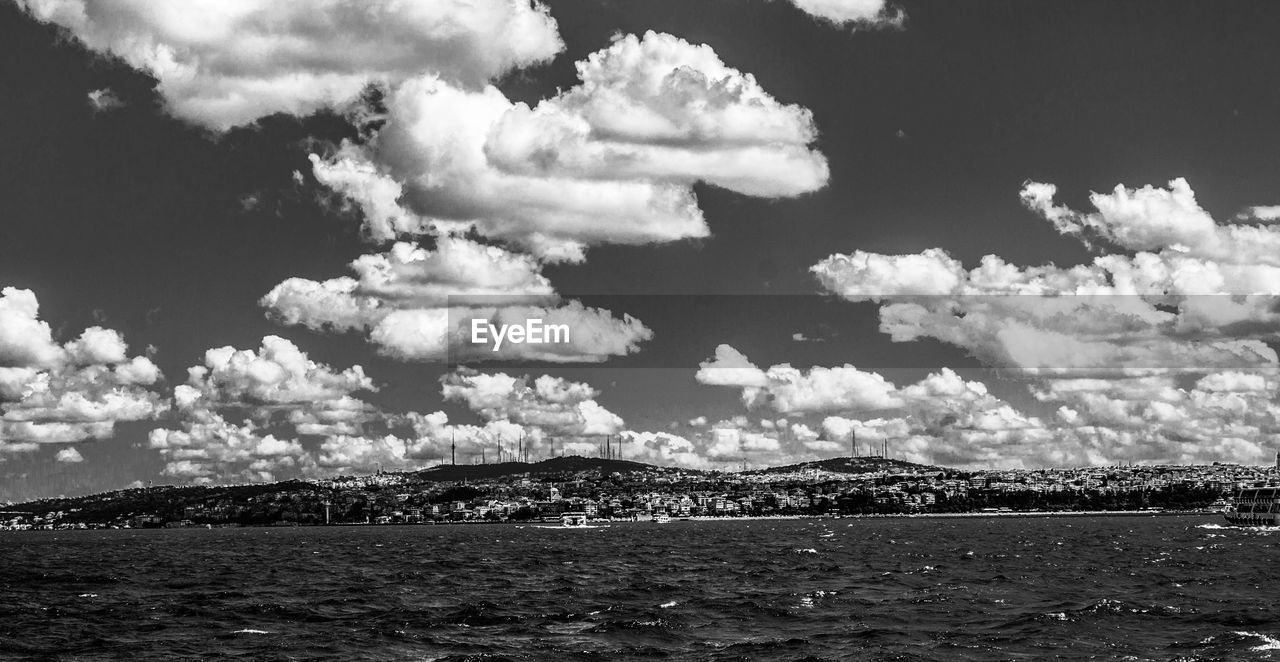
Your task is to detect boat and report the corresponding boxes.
[1224,486,1280,526]
[651,512,670,524]
[561,511,589,528]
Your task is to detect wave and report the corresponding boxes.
[1235,631,1280,651]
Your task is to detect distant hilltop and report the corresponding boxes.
[747,456,942,476]
[411,456,665,482]
[9,455,939,523]
[6,455,1273,530]
[407,455,940,482]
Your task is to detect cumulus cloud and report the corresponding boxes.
[149,408,313,484]
[18,0,563,129]
[687,341,1222,468]
[812,180,1280,374]
[1020,179,1280,266]
[262,237,651,362]
[697,344,901,413]
[148,336,394,482]
[55,446,84,463]
[272,31,820,364]
[150,357,639,482]
[695,344,769,387]
[185,335,375,406]
[0,287,167,451]
[809,178,1280,466]
[1238,205,1280,222]
[441,369,624,439]
[619,430,710,468]
[785,0,905,28]
[86,87,123,112]
[624,416,881,469]
[1027,371,1280,466]
[314,31,828,261]
[484,32,829,198]
[0,287,63,368]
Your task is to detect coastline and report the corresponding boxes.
[3,509,1221,532]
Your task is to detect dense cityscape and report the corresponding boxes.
[3,455,1274,531]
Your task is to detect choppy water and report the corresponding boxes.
[1,515,1277,661]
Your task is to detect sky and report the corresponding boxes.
[5,0,1280,501]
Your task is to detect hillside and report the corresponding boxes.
[749,456,943,475]
[8,456,950,524]
[9,456,681,521]
[412,456,675,482]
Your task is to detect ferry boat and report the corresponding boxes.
[1224,487,1280,526]
[651,512,670,524]
[561,511,589,528]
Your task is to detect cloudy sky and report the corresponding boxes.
[5,0,1280,500]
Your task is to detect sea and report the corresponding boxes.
[1,515,1277,661]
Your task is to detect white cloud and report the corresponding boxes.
[263,237,554,328]
[372,300,651,363]
[0,287,63,368]
[441,369,624,440]
[695,344,769,387]
[86,87,123,112]
[813,180,1280,375]
[149,408,312,484]
[309,152,430,243]
[18,0,563,129]
[0,287,167,450]
[697,344,900,413]
[619,430,709,468]
[55,447,84,463]
[262,238,651,363]
[65,327,129,365]
[809,178,1280,466]
[145,337,606,480]
[1021,178,1280,266]
[485,32,829,198]
[751,363,903,413]
[148,336,400,481]
[316,31,828,261]
[1195,371,1271,393]
[316,434,412,473]
[692,342,1118,468]
[1238,205,1280,222]
[188,335,374,406]
[786,0,904,28]
[811,248,966,300]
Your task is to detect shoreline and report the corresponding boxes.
[1,509,1221,532]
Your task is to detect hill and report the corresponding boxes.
[749,456,943,475]
[412,456,674,482]
[8,456,682,520]
[10,456,940,525]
